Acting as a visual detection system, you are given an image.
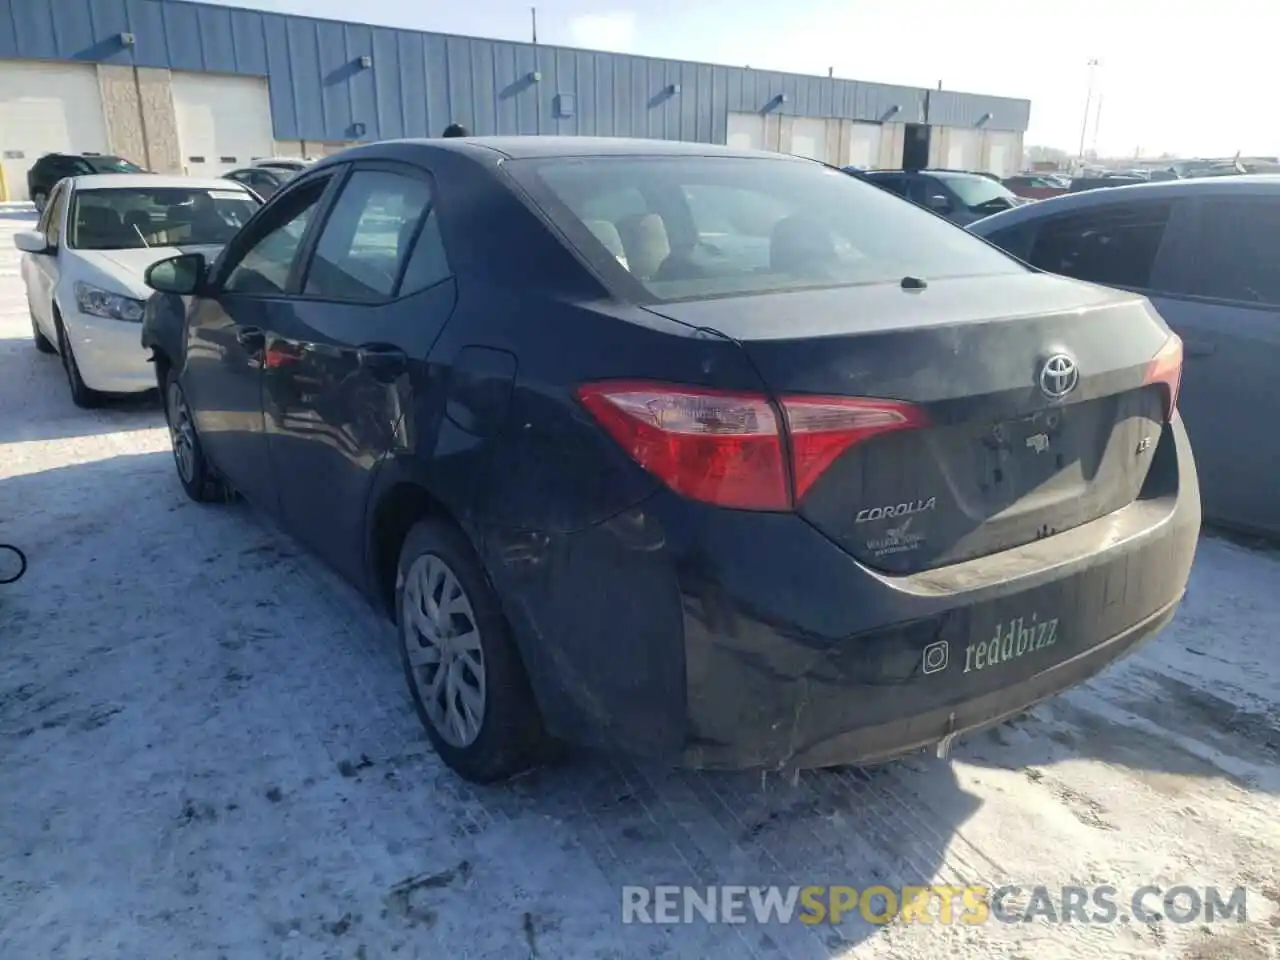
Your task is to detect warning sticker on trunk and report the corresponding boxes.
[866,516,927,558]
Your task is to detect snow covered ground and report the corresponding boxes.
[0,207,1276,960]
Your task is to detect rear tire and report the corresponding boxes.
[164,370,224,503]
[395,519,548,783]
[55,314,103,409]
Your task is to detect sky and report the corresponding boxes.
[205,0,1273,158]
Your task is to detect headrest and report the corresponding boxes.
[616,213,670,280]
[583,219,628,268]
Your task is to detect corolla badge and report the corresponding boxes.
[1039,353,1079,400]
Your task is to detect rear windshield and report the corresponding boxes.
[504,156,1024,302]
[86,156,144,173]
[70,187,260,250]
[940,174,1019,208]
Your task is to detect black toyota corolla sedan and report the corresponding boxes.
[140,136,1199,783]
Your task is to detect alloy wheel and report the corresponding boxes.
[402,553,486,747]
[167,381,197,484]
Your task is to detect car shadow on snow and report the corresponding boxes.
[952,534,1280,802]
[2,452,1275,957]
[0,329,163,443]
[0,452,976,959]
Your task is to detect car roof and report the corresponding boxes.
[70,173,255,191]
[863,169,987,178]
[41,152,123,160]
[310,135,809,169]
[969,174,1280,233]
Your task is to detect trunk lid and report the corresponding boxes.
[646,272,1174,573]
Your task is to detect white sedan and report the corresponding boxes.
[15,174,262,407]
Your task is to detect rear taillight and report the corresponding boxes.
[1143,334,1183,422]
[576,382,788,509]
[782,395,929,501]
[576,381,927,511]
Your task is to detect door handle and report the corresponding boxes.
[356,343,408,381]
[1183,339,1216,357]
[236,326,265,350]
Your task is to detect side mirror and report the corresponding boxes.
[145,253,207,295]
[13,229,52,254]
[927,194,953,214]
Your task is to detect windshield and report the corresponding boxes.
[941,175,1019,209]
[69,187,260,250]
[505,156,1024,303]
[86,156,144,173]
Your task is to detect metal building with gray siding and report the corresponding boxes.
[0,0,1031,200]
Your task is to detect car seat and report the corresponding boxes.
[76,206,126,248]
[615,213,670,280]
[583,219,629,270]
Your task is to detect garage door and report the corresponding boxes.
[985,131,1021,178]
[726,112,766,152]
[0,60,109,201]
[788,117,828,162]
[845,122,882,169]
[171,72,274,178]
[945,128,983,171]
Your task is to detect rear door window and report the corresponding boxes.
[1172,197,1280,307]
[223,177,330,295]
[908,177,949,209]
[302,168,434,302]
[397,209,451,295]
[1024,201,1174,289]
[979,220,1039,262]
[869,175,907,197]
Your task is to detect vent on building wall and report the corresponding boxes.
[555,93,575,118]
[188,156,206,164]
[220,156,236,164]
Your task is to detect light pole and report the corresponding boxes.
[1077,58,1100,165]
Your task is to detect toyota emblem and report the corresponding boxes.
[1039,353,1079,400]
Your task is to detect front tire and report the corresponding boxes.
[55,315,102,409]
[396,519,547,783]
[30,308,55,354]
[164,371,224,503]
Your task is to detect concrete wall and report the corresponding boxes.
[96,65,182,172]
[0,0,1031,146]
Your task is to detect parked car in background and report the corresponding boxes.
[27,152,146,213]
[252,157,315,173]
[14,174,261,407]
[856,169,1026,224]
[141,136,1196,784]
[1004,174,1071,201]
[223,165,292,199]
[1068,176,1149,193]
[969,176,1279,537]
